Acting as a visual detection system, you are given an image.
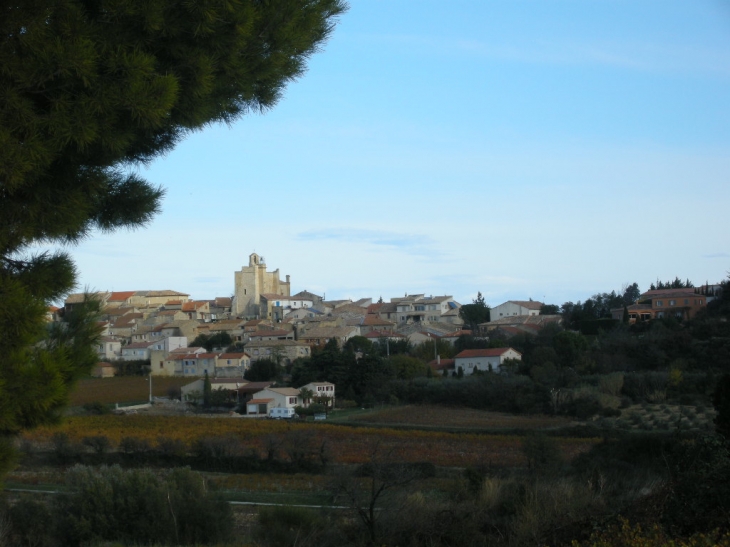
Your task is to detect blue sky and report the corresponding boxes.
[63,0,730,307]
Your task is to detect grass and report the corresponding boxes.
[69,376,196,406]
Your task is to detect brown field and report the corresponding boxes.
[349,405,574,430]
[69,376,196,406]
[22,414,597,468]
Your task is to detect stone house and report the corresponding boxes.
[214,352,250,378]
[244,340,311,365]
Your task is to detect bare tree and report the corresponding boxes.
[329,442,430,546]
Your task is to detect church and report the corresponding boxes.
[232,253,291,318]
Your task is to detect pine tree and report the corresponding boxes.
[0,0,346,479]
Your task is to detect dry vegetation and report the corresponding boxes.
[21,414,597,468]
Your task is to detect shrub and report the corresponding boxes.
[54,465,233,546]
[51,432,78,464]
[4,496,54,547]
[118,436,152,462]
[521,433,563,474]
[573,519,730,547]
[82,401,111,415]
[82,435,110,455]
[254,506,326,547]
[157,437,187,458]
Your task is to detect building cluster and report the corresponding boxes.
[55,252,718,383]
[178,378,336,417]
[58,253,474,379]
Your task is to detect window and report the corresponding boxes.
[685,299,689,305]
[669,300,676,306]
[656,301,663,307]
[288,397,297,404]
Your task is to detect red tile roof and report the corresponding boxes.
[182,301,208,311]
[249,329,292,338]
[510,300,544,310]
[364,330,405,339]
[455,347,521,359]
[109,291,136,302]
[428,358,455,370]
[362,314,394,326]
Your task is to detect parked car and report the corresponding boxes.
[268,407,298,419]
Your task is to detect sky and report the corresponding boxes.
[56,0,730,307]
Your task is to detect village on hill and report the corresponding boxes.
[50,252,723,419]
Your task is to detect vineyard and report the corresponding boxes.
[21,414,597,468]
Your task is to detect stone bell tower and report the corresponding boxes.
[233,253,291,317]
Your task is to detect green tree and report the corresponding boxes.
[0,0,345,478]
[459,292,491,330]
[388,354,429,380]
[244,358,281,382]
[540,304,561,315]
[203,372,212,407]
[714,374,730,439]
[191,332,232,352]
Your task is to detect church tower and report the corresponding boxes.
[233,253,291,317]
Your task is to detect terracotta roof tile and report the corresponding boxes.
[455,347,521,359]
[509,300,544,310]
[109,291,137,302]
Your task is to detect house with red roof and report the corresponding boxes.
[454,347,522,374]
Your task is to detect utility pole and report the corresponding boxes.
[148,374,152,404]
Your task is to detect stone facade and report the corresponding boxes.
[233,253,291,318]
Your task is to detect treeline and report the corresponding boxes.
[42,430,329,475]
[280,278,730,417]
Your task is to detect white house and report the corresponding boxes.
[246,387,300,415]
[490,300,543,319]
[454,347,522,374]
[121,336,186,362]
[301,381,335,408]
[96,336,121,360]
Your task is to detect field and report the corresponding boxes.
[349,405,575,430]
[21,413,597,468]
[69,376,195,406]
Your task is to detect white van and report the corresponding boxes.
[268,407,298,419]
